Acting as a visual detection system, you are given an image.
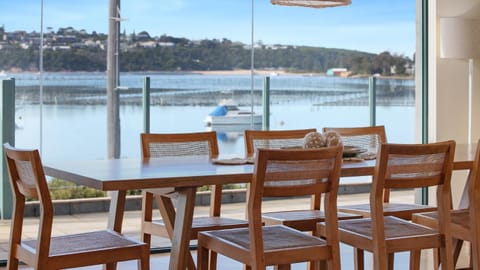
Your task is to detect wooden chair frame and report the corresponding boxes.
[244,129,317,158]
[140,132,248,270]
[198,146,344,270]
[412,139,480,270]
[244,128,360,234]
[4,143,149,270]
[245,129,322,223]
[323,126,387,199]
[321,141,456,270]
[323,126,438,219]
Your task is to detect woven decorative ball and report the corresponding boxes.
[323,131,342,147]
[303,132,326,149]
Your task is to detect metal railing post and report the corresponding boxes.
[262,76,270,130]
[143,76,150,134]
[369,76,377,126]
[1,78,15,219]
[420,0,429,205]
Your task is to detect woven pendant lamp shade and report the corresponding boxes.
[271,0,351,8]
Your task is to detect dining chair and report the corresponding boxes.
[3,143,149,270]
[197,146,344,270]
[244,128,360,238]
[412,139,480,270]
[244,129,316,158]
[318,141,456,270]
[322,126,438,219]
[323,126,442,269]
[140,132,248,270]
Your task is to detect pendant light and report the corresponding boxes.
[271,0,351,8]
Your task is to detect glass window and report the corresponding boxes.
[2,0,416,159]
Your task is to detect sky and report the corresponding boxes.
[1,0,416,57]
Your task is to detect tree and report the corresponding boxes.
[0,27,414,76]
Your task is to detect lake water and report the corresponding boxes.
[10,72,416,162]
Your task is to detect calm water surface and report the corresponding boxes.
[15,103,415,161]
[11,72,415,162]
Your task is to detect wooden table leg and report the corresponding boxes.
[157,194,196,270]
[107,190,127,232]
[169,187,197,270]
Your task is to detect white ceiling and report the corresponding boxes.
[438,0,480,18]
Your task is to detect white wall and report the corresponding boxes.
[435,0,480,144]
[419,0,480,206]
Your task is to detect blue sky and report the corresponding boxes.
[1,0,416,57]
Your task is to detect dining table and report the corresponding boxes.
[42,143,477,270]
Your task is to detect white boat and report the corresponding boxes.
[205,103,262,126]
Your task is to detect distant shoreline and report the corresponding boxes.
[2,69,413,80]
[172,70,413,79]
[189,69,315,76]
[2,69,317,76]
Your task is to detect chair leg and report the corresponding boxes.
[106,262,116,270]
[409,251,420,270]
[8,202,23,270]
[470,242,473,269]
[372,250,389,270]
[7,242,19,270]
[6,257,18,270]
[438,245,455,270]
[309,229,322,270]
[139,253,151,270]
[452,239,464,268]
[353,248,364,270]
[198,244,210,270]
[431,240,462,270]
[316,260,327,270]
[432,248,440,270]
[209,250,218,270]
[140,192,153,270]
[388,253,394,270]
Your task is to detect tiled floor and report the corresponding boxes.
[0,190,471,269]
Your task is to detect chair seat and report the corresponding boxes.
[23,230,145,256]
[199,225,330,265]
[412,209,470,240]
[151,216,249,239]
[325,216,441,253]
[262,210,362,231]
[339,203,437,219]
